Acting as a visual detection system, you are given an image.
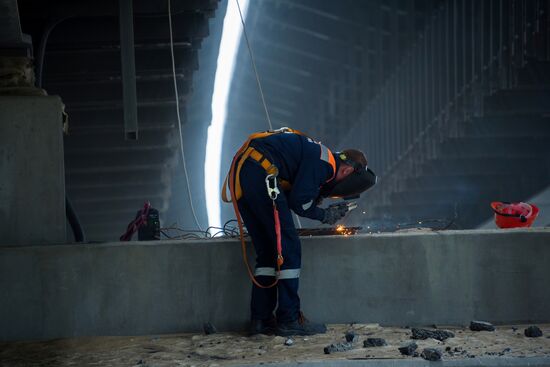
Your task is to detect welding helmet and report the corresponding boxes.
[319,149,377,199]
[491,201,539,228]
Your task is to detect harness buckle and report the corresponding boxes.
[265,174,280,201]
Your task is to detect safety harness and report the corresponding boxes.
[221,127,335,289]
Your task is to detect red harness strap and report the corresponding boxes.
[273,203,284,267]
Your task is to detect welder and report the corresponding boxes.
[222,128,376,336]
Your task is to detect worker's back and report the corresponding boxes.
[250,132,333,185]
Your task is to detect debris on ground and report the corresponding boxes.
[203,322,217,335]
[324,342,354,354]
[284,338,294,346]
[1,324,549,366]
[421,348,442,361]
[398,341,418,356]
[470,320,495,332]
[525,326,543,338]
[345,330,358,343]
[411,328,455,341]
[363,338,387,347]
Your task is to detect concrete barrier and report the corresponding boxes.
[1,228,549,341]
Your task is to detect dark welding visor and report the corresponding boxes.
[320,167,377,199]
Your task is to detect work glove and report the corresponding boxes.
[321,203,349,225]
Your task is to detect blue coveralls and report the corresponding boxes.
[236,132,336,323]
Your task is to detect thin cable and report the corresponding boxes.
[168,0,203,231]
[236,0,305,227]
[36,15,74,88]
[235,0,273,130]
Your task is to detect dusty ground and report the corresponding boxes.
[1,324,549,367]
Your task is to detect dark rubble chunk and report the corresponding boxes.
[525,326,543,338]
[345,331,358,343]
[203,322,217,335]
[363,338,387,347]
[421,348,442,361]
[324,342,354,354]
[470,320,495,331]
[398,342,418,356]
[411,328,454,341]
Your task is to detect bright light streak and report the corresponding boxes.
[205,0,249,231]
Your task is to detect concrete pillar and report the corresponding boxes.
[0,96,66,245]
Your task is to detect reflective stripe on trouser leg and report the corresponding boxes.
[278,268,300,279]
[255,267,276,277]
[237,160,300,322]
[254,267,300,279]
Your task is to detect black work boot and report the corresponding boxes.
[249,317,277,336]
[276,312,327,336]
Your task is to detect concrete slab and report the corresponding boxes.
[0,96,66,245]
[1,228,549,341]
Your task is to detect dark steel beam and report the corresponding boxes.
[231,80,299,110]
[68,123,176,136]
[63,95,188,112]
[249,34,361,72]
[72,197,169,214]
[43,47,197,75]
[68,183,170,200]
[271,0,367,27]
[119,0,139,140]
[65,130,175,150]
[48,77,191,105]
[65,148,177,170]
[66,168,169,187]
[66,105,181,131]
[46,40,192,53]
[73,193,167,204]
[44,69,190,86]
[18,0,218,21]
[42,13,208,47]
[66,164,171,175]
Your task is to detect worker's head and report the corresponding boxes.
[320,149,377,198]
[335,149,368,182]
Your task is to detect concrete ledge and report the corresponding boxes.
[1,228,549,341]
[257,357,550,367]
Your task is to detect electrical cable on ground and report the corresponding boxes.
[235,0,273,131]
[160,219,245,240]
[168,0,204,231]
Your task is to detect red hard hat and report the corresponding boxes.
[491,202,539,229]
